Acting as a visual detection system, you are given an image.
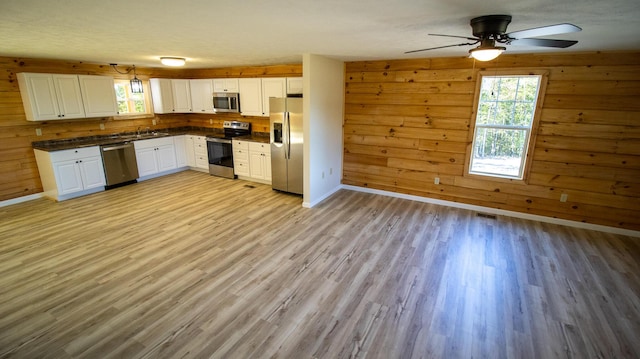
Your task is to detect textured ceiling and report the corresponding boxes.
[1,0,639,68]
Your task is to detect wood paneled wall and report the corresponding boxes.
[343,51,640,231]
[0,57,301,201]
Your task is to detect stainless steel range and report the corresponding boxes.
[206,121,251,179]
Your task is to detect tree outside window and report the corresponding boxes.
[468,72,546,180]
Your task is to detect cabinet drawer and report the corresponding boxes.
[233,140,249,150]
[134,136,175,150]
[195,155,209,168]
[233,149,249,161]
[248,142,269,152]
[194,143,207,155]
[49,146,100,162]
[234,159,250,176]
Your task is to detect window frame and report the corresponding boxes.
[113,79,153,119]
[464,69,548,183]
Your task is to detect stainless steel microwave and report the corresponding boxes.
[212,92,240,113]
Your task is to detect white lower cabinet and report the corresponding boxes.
[233,140,271,184]
[193,136,208,170]
[34,146,106,201]
[248,142,271,182]
[174,135,188,168]
[134,137,177,179]
[232,140,250,177]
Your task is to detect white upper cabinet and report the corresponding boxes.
[286,77,303,95]
[261,77,286,116]
[189,79,215,113]
[171,79,192,112]
[78,75,118,117]
[238,78,263,117]
[213,78,239,92]
[17,73,86,121]
[150,78,175,113]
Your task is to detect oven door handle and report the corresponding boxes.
[206,137,232,144]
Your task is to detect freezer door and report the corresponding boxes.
[270,98,288,192]
[286,98,303,195]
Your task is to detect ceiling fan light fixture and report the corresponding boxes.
[160,57,186,67]
[469,46,506,61]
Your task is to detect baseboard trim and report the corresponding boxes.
[0,193,44,207]
[341,185,640,238]
[303,184,342,209]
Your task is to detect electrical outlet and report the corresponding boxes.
[99,123,105,130]
[210,119,213,124]
[560,193,568,202]
[35,128,42,136]
[434,177,440,185]
[152,119,157,125]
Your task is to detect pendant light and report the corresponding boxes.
[110,63,144,93]
[129,65,143,94]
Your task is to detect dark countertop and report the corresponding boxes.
[234,134,270,144]
[32,127,270,151]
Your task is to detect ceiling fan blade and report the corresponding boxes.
[429,33,478,41]
[509,38,578,48]
[506,23,581,39]
[405,42,478,54]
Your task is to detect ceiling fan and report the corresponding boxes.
[406,15,581,61]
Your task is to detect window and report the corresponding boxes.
[467,71,546,180]
[114,80,151,116]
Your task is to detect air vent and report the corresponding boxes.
[244,184,256,189]
[477,212,497,220]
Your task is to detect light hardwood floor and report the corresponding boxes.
[1,170,639,358]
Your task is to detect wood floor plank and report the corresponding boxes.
[0,170,639,358]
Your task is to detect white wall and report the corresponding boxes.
[302,54,345,208]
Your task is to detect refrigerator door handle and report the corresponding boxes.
[286,112,291,159]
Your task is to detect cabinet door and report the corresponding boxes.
[190,79,214,113]
[53,75,86,119]
[150,78,175,113]
[53,160,84,195]
[78,75,118,117]
[136,147,159,177]
[261,78,286,116]
[249,150,265,179]
[174,136,188,167]
[213,78,239,92]
[286,77,303,95]
[238,78,263,116]
[156,144,178,172]
[78,156,106,189]
[184,136,196,167]
[17,73,60,120]
[264,152,272,181]
[171,79,192,112]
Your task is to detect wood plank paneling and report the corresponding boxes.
[0,56,301,201]
[344,51,640,231]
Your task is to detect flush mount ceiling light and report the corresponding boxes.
[468,38,506,61]
[160,57,186,67]
[110,63,144,93]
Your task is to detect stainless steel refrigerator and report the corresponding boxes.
[270,97,303,194]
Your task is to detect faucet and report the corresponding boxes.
[146,127,150,135]
[136,126,141,136]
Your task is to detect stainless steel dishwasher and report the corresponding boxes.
[100,142,139,189]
